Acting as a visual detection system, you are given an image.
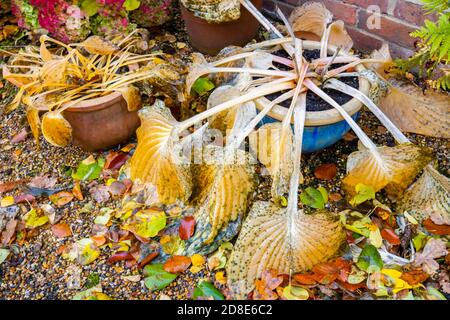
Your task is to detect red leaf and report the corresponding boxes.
[139,252,158,268]
[381,228,401,245]
[329,192,343,202]
[14,193,35,203]
[107,251,134,264]
[400,269,429,285]
[338,280,366,292]
[179,216,195,240]
[0,179,25,194]
[163,255,191,273]
[423,218,450,235]
[104,152,130,170]
[51,222,72,238]
[314,163,337,180]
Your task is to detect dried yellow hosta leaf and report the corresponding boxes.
[39,59,67,84]
[2,66,34,87]
[26,107,41,147]
[288,2,333,41]
[192,146,256,244]
[115,85,142,112]
[41,111,73,147]
[343,144,432,199]
[78,36,118,55]
[328,20,353,53]
[40,37,53,62]
[129,100,192,205]
[379,79,450,139]
[398,165,450,225]
[226,201,345,299]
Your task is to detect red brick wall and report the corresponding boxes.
[262,0,437,58]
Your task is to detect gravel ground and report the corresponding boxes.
[0,10,449,301]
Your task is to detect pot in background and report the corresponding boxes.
[254,41,371,153]
[180,0,263,55]
[63,92,141,152]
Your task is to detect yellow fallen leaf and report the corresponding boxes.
[1,196,15,207]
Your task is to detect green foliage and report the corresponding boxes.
[193,281,224,300]
[394,0,450,91]
[143,264,177,291]
[300,186,328,209]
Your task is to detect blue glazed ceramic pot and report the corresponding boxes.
[257,111,360,153]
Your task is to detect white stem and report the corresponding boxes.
[320,24,331,59]
[229,89,296,149]
[177,81,295,133]
[304,79,378,150]
[325,59,386,78]
[323,79,410,144]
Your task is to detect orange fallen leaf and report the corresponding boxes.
[293,273,317,285]
[91,235,106,246]
[49,191,74,207]
[72,181,83,201]
[423,218,450,235]
[314,163,337,180]
[400,269,429,285]
[51,222,72,238]
[163,255,191,273]
[179,216,195,240]
[381,228,401,245]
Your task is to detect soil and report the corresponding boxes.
[267,49,359,111]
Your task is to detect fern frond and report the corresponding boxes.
[420,0,449,13]
[411,14,450,63]
[431,72,450,91]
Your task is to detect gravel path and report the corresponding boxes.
[0,13,448,300]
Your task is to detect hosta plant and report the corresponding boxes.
[2,32,182,147]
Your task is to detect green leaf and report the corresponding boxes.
[72,156,105,181]
[412,233,428,251]
[23,208,49,228]
[350,183,375,207]
[192,77,215,96]
[193,281,224,300]
[80,0,99,17]
[317,186,328,203]
[356,244,383,274]
[282,285,309,300]
[143,264,177,291]
[123,0,141,10]
[122,209,166,239]
[0,248,10,264]
[300,187,325,209]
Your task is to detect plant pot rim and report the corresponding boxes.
[180,4,245,26]
[63,91,123,113]
[254,40,370,127]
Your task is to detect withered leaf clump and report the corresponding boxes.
[398,165,450,225]
[226,201,345,299]
[192,146,256,244]
[343,144,432,199]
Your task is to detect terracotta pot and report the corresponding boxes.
[63,92,140,152]
[180,0,263,55]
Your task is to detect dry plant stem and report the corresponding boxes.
[325,59,385,78]
[240,0,295,56]
[303,78,378,151]
[312,56,359,67]
[286,93,307,269]
[174,81,296,136]
[323,79,410,144]
[228,89,297,150]
[320,24,332,59]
